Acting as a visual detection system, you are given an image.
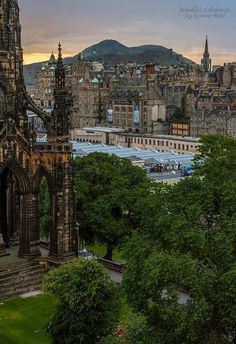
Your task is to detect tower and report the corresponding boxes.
[201,36,212,73]
[0,0,77,260]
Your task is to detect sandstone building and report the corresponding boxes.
[0,0,77,259]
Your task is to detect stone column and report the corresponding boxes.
[49,161,77,261]
[18,193,40,258]
[29,194,41,256]
[0,233,8,257]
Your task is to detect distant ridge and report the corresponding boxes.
[23,39,194,85]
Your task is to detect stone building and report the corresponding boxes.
[104,65,168,134]
[71,128,199,154]
[0,0,77,260]
[35,52,72,112]
[70,57,109,128]
[190,110,236,137]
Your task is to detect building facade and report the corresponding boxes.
[0,0,77,260]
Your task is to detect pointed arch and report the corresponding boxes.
[33,165,55,194]
[0,158,30,192]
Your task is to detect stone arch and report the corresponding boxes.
[0,158,30,192]
[0,158,35,257]
[33,165,55,194]
[33,166,56,255]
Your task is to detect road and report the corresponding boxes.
[107,268,122,284]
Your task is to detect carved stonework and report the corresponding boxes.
[0,0,77,260]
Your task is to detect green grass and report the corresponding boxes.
[86,243,126,264]
[0,289,132,344]
[0,295,56,344]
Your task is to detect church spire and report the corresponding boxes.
[55,43,65,88]
[201,35,211,73]
[204,35,209,56]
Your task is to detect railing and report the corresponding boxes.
[97,257,125,273]
[39,241,125,273]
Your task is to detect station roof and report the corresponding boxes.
[35,137,194,166]
[71,141,194,165]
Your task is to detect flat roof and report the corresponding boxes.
[82,127,125,133]
[36,137,194,165]
[72,142,194,165]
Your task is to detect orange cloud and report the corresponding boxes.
[183,47,236,65]
[23,52,73,65]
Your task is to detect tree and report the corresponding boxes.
[99,314,155,344]
[74,153,150,260]
[170,106,189,123]
[43,258,120,344]
[123,135,236,343]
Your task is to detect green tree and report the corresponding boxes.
[171,106,189,123]
[74,153,150,260]
[99,314,155,344]
[43,258,120,344]
[123,135,236,343]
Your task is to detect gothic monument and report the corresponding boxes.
[0,0,77,259]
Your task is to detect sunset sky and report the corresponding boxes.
[19,0,236,65]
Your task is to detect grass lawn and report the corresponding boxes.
[86,243,126,264]
[0,291,132,344]
[0,295,56,344]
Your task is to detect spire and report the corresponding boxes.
[204,35,209,56]
[49,42,69,139]
[201,35,211,73]
[57,42,63,67]
[49,49,56,65]
[55,42,65,88]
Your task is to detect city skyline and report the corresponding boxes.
[20,0,235,65]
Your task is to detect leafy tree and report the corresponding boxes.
[123,135,236,343]
[99,314,155,344]
[170,106,189,123]
[74,153,150,260]
[43,258,120,344]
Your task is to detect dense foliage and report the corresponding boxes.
[74,152,150,260]
[42,135,236,344]
[43,258,120,344]
[99,314,155,344]
[122,135,236,344]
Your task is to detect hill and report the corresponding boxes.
[24,39,194,85]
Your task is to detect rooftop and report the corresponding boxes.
[71,141,194,165]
